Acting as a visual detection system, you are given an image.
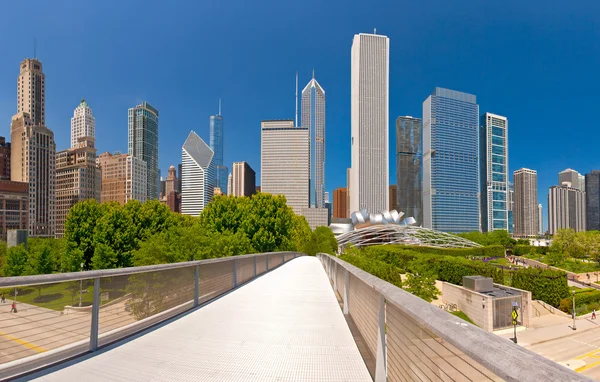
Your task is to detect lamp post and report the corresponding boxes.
[572,290,577,330]
[79,262,84,307]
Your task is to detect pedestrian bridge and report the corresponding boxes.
[0,252,588,381]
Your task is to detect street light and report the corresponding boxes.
[572,290,577,330]
[79,262,84,307]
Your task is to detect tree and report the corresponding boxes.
[31,247,53,296]
[63,199,106,268]
[551,229,579,258]
[303,226,338,256]
[4,245,29,277]
[404,273,440,302]
[92,243,119,270]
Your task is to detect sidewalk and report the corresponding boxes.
[498,315,600,345]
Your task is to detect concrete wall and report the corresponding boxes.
[495,283,532,328]
[442,282,494,332]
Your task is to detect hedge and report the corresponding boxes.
[339,254,403,288]
[513,245,549,256]
[379,244,505,258]
[511,267,569,307]
[420,256,504,285]
[559,290,600,313]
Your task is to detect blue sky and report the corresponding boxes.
[1,1,599,231]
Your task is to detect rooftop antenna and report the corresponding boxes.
[218,98,221,115]
[295,71,298,127]
[312,69,315,79]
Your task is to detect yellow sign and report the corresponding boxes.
[512,319,517,326]
[512,310,518,320]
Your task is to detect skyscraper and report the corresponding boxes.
[548,183,586,234]
[227,173,232,196]
[210,105,228,195]
[350,32,389,214]
[11,58,56,238]
[97,152,147,205]
[559,169,585,192]
[128,102,159,200]
[71,99,95,148]
[181,130,215,216]
[261,120,309,214]
[480,113,509,232]
[0,137,11,181]
[538,204,544,235]
[333,187,348,219]
[423,88,479,233]
[508,182,514,234]
[586,171,600,231]
[389,185,397,211]
[396,116,422,223]
[165,165,180,213]
[232,161,256,197]
[514,168,538,237]
[301,73,326,208]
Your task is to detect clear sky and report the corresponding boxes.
[1,1,599,231]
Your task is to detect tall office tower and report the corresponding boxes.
[181,131,215,216]
[178,164,183,193]
[227,173,232,196]
[586,171,600,230]
[261,120,309,214]
[333,187,348,218]
[55,137,99,238]
[232,161,256,197]
[210,109,228,195]
[480,113,509,232]
[423,88,479,233]
[389,185,397,211]
[164,165,180,213]
[508,182,514,234]
[159,177,166,199]
[17,58,45,126]
[324,192,330,204]
[128,102,159,200]
[346,168,351,216]
[97,152,147,205]
[0,137,11,181]
[559,169,585,192]
[396,116,423,223]
[70,99,95,148]
[548,183,586,234]
[301,73,326,207]
[350,32,389,214]
[538,204,544,235]
[513,168,539,237]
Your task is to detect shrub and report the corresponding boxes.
[512,267,569,307]
[339,254,403,288]
[514,245,549,256]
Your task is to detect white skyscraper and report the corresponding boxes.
[181,130,215,217]
[548,183,586,234]
[301,73,326,208]
[538,204,543,235]
[71,99,95,148]
[261,120,309,214]
[349,32,389,214]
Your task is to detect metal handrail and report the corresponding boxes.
[318,253,591,382]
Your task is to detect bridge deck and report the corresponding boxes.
[28,256,371,381]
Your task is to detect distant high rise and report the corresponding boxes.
[350,32,389,214]
[56,137,99,238]
[538,204,544,235]
[210,106,228,195]
[181,131,215,216]
[548,183,586,234]
[97,152,147,205]
[178,164,183,194]
[423,88,479,233]
[586,171,600,231]
[71,99,95,148]
[508,182,514,234]
[17,58,45,125]
[396,116,422,223]
[261,120,309,214]
[559,169,585,192]
[389,185,397,211]
[0,137,11,181]
[301,73,326,208]
[232,161,256,197]
[165,166,177,196]
[514,168,538,237]
[333,187,348,219]
[227,173,232,196]
[128,102,159,200]
[480,113,509,232]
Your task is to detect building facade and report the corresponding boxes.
[350,33,389,214]
[128,102,158,200]
[97,152,147,205]
[333,187,348,219]
[232,161,256,197]
[586,171,600,231]
[301,207,329,230]
[508,182,514,234]
[227,173,232,196]
[209,113,228,195]
[181,130,215,216]
[423,88,479,233]
[396,116,422,223]
[0,181,28,241]
[538,204,544,235]
[0,137,11,181]
[55,137,100,237]
[260,120,309,214]
[301,73,326,208]
[17,58,45,126]
[389,185,397,212]
[514,168,538,237]
[548,183,586,234]
[71,99,95,148]
[480,113,509,232]
[559,169,585,192]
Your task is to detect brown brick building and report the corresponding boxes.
[333,187,348,219]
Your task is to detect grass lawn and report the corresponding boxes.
[523,255,600,273]
[0,280,127,311]
[450,310,477,326]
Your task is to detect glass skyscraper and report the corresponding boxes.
[480,113,509,232]
[128,102,159,200]
[210,113,228,194]
[301,73,326,208]
[395,116,422,224]
[423,88,479,233]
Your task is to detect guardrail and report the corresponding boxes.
[318,253,591,382]
[0,251,302,380]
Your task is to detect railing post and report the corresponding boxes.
[343,269,349,314]
[233,259,238,288]
[266,254,269,271]
[282,253,285,264]
[375,294,387,382]
[89,277,100,351]
[194,265,199,308]
[333,262,338,292]
[254,255,257,277]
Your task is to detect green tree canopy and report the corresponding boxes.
[63,199,106,268]
[4,245,29,277]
